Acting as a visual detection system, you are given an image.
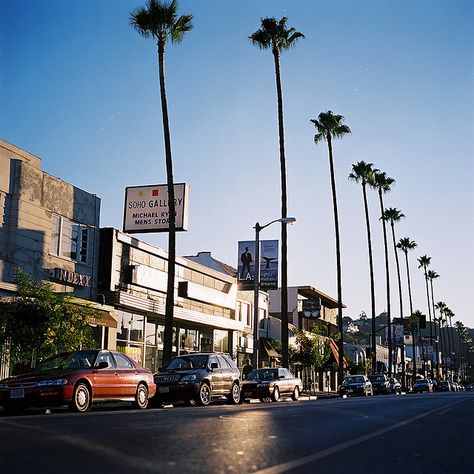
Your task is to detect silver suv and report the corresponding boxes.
[153,353,241,407]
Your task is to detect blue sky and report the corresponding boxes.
[1,0,473,328]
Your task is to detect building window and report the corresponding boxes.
[50,214,90,264]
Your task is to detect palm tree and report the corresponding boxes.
[371,171,395,375]
[382,208,406,386]
[311,111,351,382]
[427,270,440,378]
[397,237,417,386]
[435,301,447,376]
[130,0,193,366]
[349,161,377,373]
[417,255,433,376]
[249,17,304,369]
[444,307,455,374]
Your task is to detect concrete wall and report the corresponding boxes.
[0,139,100,299]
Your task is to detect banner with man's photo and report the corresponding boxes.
[237,240,278,291]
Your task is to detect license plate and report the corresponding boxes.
[158,386,170,394]
[10,388,25,399]
[244,392,252,397]
[347,389,353,393]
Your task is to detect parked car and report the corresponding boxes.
[389,377,402,394]
[241,368,302,403]
[338,375,373,397]
[0,350,156,414]
[412,378,433,393]
[152,353,241,407]
[437,380,452,392]
[465,383,474,391]
[368,374,390,395]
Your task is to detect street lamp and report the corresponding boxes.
[252,217,296,369]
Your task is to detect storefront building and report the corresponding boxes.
[98,230,248,372]
[0,140,116,377]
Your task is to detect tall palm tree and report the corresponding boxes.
[382,208,406,386]
[311,111,351,382]
[397,237,417,385]
[249,17,304,369]
[349,161,377,373]
[444,307,455,374]
[417,255,433,376]
[435,301,447,376]
[427,270,440,378]
[371,171,395,375]
[130,0,193,366]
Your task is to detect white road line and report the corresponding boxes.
[252,398,467,474]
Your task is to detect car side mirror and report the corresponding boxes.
[95,361,109,370]
[210,362,219,371]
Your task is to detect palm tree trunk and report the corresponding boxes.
[362,182,376,374]
[390,222,405,389]
[327,134,344,382]
[404,251,416,385]
[378,190,392,375]
[423,269,433,378]
[429,280,440,379]
[272,47,289,369]
[158,39,177,367]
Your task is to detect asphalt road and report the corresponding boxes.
[0,392,472,474]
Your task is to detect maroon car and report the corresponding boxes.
[0,350,156,414]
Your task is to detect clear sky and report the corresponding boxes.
[1,1,473,328]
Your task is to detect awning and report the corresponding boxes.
[260,338,280,358]
[89,311,117,329]
[329,339,348,368]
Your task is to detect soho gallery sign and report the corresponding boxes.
[123,183,189,233]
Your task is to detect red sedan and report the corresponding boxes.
[0,350,156,414]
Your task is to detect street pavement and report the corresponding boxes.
[0,392,472,474]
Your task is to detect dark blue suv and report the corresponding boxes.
[152,353,241,407]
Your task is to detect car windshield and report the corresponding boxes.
[166,355,209,370]
[344,376,364,384]
[369,375,385,382]
[35,351,98,371]
[246,369,278,381]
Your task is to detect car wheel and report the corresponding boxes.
[291,386,300,401]
[197,383,211,406]
[227,383,241,405]
[271,386,280,402]
[132,383,149,410]
[2,402,24,416]
[70,382,91,413]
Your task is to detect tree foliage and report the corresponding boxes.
[0,269,96,370]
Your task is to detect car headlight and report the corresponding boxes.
[0,382,9,389]
[180,374,197,382]
[37,379,69,387]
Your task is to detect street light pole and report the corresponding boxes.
[252,217,296,370]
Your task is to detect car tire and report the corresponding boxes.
[70,382,91,413]
[271,386,280,402]
[197,383,211,406]
[132,383,149,410]
[291,386,300,401]
[2,402,24,416]
[227,383,241,405]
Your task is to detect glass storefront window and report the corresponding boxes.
[213,329,229,353]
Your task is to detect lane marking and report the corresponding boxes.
[252,398,468,474]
